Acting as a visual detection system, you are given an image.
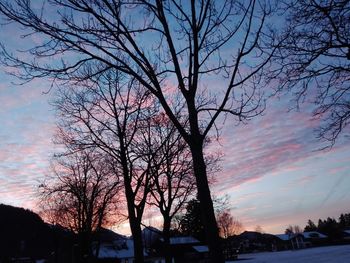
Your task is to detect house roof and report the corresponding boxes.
[275,234,290,241]
[98,244,119,258]
[142,226,162,246]
[193,245,209,253]
[239,231,260,239]
[96,228,127,242]
[275,231,327,241]
[302,231,327,239]
[169,236,199,245]
[142,226,162,234]
[97,239,148,259]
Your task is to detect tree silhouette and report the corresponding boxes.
[145,112,196,263]
[0,1,280,261]
[53,70,160,262]
[217,210,243,238]
[178,199,206,242]
[339,213,350,229]
[274,0,350,147]
[39,149,121,262]
[304,219,317,232]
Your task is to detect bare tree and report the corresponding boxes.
[254,225,264,234]
[293,225,302,234]
[217,210,243,238]
[53,70,157,262]
[39,149,121,262]
[148,114,195,231]
[285,225,302,234]
[0,2,279,261]
[285,224,303,249]
[53,68,195,262]
[144,113,195,263]
[274,0,350,147]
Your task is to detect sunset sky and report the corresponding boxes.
[0,5,349,236]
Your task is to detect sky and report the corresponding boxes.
[0,3,349,236]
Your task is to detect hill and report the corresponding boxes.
[0,203,74,262]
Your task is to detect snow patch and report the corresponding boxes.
[232,245,350,263]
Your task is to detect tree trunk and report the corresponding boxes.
[94,239,101,261]
[162,215,172,263]
[190,141,224,263]
[78,231,92,263]
[129,216,144,263]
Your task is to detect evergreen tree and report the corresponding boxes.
[339,213,350,229]
[303,212,350,242]
[304,219,317,232]
[179,199,205,241]
[318,217,342,241]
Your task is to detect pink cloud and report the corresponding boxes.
[230,192,266,205]
[214,140,309,193]
[0,118,55,210]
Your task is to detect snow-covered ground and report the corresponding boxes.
[230,245,350,263]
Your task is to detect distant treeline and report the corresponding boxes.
[304,213,350,240]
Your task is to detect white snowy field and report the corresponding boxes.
[230,244,350,263]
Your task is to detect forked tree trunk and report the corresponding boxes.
[122,182,144,263]
[119,135,145,263]
[123,179,144,263]
[185,97,224,263]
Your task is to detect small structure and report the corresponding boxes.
[96,239,151,263]
[101,239,145,263]
[154,236,209,263]
[93,228,147,263]
[94,228,166,263]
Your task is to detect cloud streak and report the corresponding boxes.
[0,72,56,210]
[211,97,327,194]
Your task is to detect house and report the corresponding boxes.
[342,230,350,241]
[301,231,327,247]
[237,231,281,252]
[94,228,166,263]
[275,231,327,250]
[9,257,35,263]
[94,227,209,263]
[142,226,163,249]
[275,234,292,250]
[92,228,142,263]
[276,233,305,249]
